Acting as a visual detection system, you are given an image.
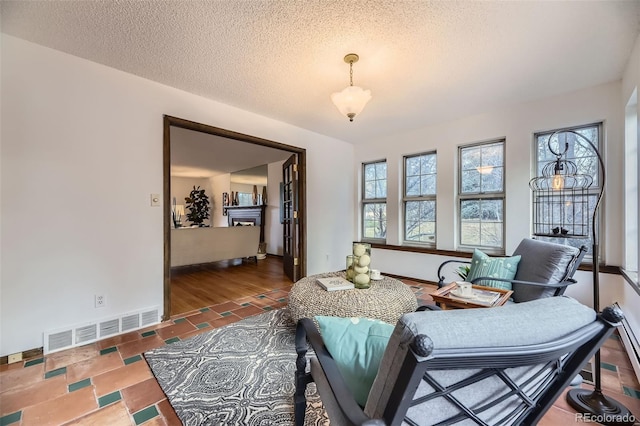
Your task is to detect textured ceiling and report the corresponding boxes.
[1,1,639,145]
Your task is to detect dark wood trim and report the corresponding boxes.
[0,347,44,365]
[370,243,473,259]
[371,243,622,275]
[163,115,307,319]
[163,117,171,321]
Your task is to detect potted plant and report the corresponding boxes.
[184,186,211,227]
[456,265,471,281]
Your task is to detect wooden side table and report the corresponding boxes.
[430,282,513,310]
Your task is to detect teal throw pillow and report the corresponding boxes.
[466,249,521,290]
[315,316,394,407]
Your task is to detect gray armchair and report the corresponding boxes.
[295,296,623,426]
[437,238,587,303]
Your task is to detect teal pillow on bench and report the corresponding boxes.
[466,249,521,290]
[315,316,394,407]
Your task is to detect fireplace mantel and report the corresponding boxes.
[225,205,266,242]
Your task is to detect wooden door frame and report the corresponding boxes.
[162,115,307,320]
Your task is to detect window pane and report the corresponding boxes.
[421,175,436,195]
[406,176,420,196]
[461,223,480,245]
[460,199,503,248]
[376,180,387,198]
[363,160,387,200]
[363,203,386,239]
[460,200,480,220]
[462,143,504,194]
[364,181,376,199]
[405,153,436,197]
[405,200,435,243]
[421,154,436,174]
[404,153,437,244]
[480,166,503,193]
[482,144,503,166]
[461,170,480,193]
[364,163,377,180]
[461,147,481,170]
[406,157,421,176]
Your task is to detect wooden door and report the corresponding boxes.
[282,154,300,282]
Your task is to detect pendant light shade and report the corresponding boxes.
[331,85,372,122]
[331,53,372,122]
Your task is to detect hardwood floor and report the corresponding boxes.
[170,255,293,315]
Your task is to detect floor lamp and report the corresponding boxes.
[529,130,633,425]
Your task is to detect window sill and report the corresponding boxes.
[370,242,621,275]
[621,268,640,297]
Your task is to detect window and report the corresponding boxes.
[362,160,387,240]
[534,123,603,258]
[624,96,638,275]
[459,141,505,251]
[404,152,436,244]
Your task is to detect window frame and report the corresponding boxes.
[402,151,437,246]
[533,122,604,262]
[458,139,506,254]
[361,160,387,242]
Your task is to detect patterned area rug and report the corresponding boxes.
[144,309,328,425]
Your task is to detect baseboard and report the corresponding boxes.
[617,305,640,383]
[0,347,44,365]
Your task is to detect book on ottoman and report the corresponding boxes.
[316,277,355,292]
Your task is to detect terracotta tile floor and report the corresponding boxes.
[1,281,639,425]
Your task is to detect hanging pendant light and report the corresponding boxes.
[331,53,372,122]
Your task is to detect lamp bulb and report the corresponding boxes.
[552,174,564,190]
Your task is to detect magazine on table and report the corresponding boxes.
[316,277,355,291]
[449,288,501,306]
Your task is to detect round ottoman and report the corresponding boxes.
[288,272,418,324]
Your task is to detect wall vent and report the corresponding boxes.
[141,308,159,327]
[616,303,640,382]
[44,306,160,354]
[121,314,140,332]
[99,319,120,338]
[47,329,73,352]
[75,324,97,344]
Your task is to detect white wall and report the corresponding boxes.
[356,81,624,308]
[171,176,213,227]
[230,182,255,196]
[0,35,354,356]
[619,33,640,340]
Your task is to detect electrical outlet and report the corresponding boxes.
[8,352,23,364]
[95,294,106,308]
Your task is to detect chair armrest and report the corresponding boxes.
[437,260,471,287]
[417,304,442,312]
[296,319,386,426]
[469,276,577,289]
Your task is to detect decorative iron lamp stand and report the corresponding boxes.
[529,130,633,425]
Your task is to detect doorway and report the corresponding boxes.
[163,115,307,320]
